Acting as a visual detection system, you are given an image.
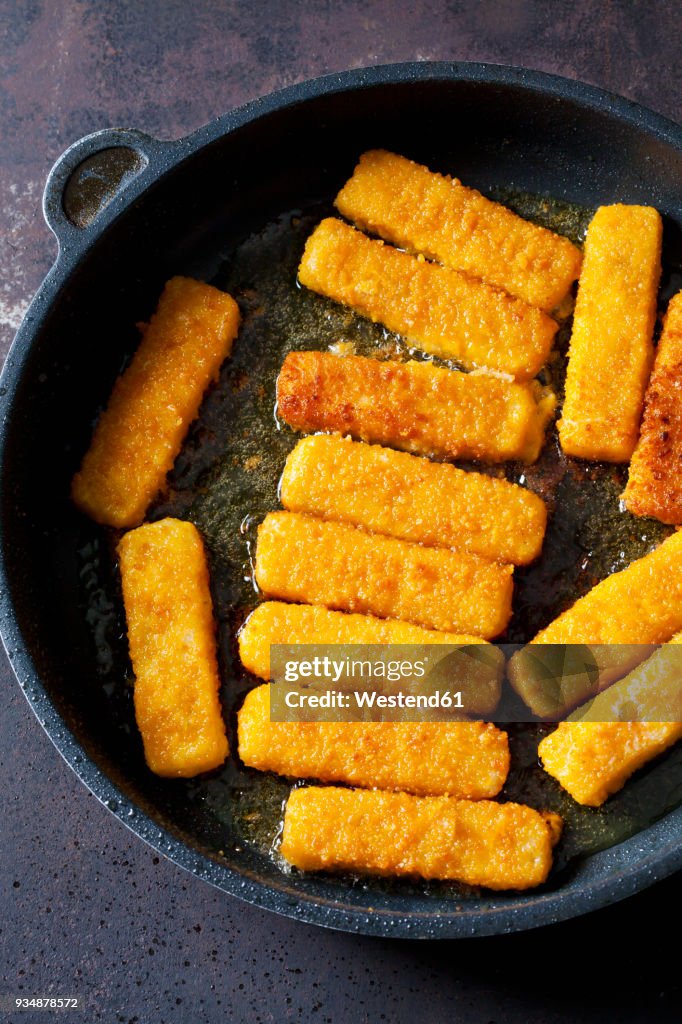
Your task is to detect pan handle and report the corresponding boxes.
[42,128,172,250]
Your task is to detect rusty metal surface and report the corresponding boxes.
[1,2,681,1021]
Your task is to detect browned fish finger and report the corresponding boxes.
[238,684,510,798]
[72,276,240,527]
[277,351,555,464]
[118,518,229,778]
[623,291,682,523]
[558,205,662,462]
[540,722,682,807]
[509,531,682,717]
[539,636,682,806]
[298,217,557,379]
[255,512,514,639]
[281,787,561,890]
[238,601,503,715]
[280,434,547,564]
[568,632,682,725]
[335,150,582,311]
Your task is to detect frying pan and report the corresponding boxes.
[2,62,682,939]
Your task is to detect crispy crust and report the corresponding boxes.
[72,277,240,528]
[558,205,662,462]
[254,512,514,639]
[623,292,682,523]
[335,150,582,311]
[237,601,504,715]
[281,787,560,889]
[280,434,546,564]
[118,518,228,777]
[238,684,510,798]
[298,217,557,379]
[276,351,555,464]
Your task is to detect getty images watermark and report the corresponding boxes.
[267,643,682,723]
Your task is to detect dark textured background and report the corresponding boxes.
[1,2,681,1022]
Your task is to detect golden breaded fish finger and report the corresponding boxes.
[540,722,682,806]
[569,632,682,724]
[238,602,503,715]
[277,351,555,464]
[255,512,514,639]
[72,276,240,528]
[558,205,662,462]
[280,434,547,564]
[623,292,682,523]
[509,531,682,716]
[118,518,228,777]
[298,217,557,379]
[335,150,582,311]
[281,787,561,890]
[238,685,509,798]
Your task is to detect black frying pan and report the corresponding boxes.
[2,62,682,939]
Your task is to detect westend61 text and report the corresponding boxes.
[283,689,464,710]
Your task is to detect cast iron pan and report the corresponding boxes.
[2,63,682,939]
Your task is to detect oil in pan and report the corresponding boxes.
[78,192,682,899]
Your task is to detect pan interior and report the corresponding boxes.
[3,73,682,925]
